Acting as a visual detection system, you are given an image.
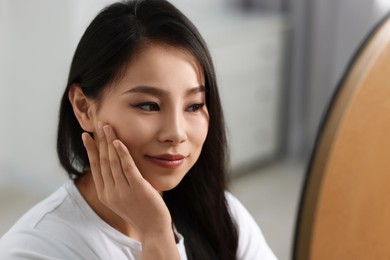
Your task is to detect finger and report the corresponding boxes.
[103,125,128,187]
[113,139,143,186]
[81,132,104,191]
[97,121,115,187]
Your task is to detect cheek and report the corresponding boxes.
[109,117,156,149]
[192,117,209,147]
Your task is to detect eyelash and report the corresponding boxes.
[132,102,205,112]
[133,102,160,111]
[187,103,205,112]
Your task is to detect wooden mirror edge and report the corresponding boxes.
[292,12,390,260]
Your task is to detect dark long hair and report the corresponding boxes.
[57,1,238,259]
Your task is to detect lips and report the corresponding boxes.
[146,154,186,169]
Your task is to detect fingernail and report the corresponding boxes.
[97,121,105,137]
[103,125,110,136]
[113,140,121,150]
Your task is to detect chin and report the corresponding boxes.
[147,175,184,192]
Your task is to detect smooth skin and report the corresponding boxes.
[69,44,209,259]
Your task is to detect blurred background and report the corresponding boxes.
[1,0,389,259]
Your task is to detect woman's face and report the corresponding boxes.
[90,44,209,192]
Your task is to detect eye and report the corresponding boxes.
[186,103,205,112]
[133,102,160,111]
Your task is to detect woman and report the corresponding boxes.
[0,0,276,259]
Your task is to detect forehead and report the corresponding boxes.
[106,43,205,95]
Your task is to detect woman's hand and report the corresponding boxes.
[81,122,180,259]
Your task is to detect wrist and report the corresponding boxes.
[141,225,175,244]
[141,229,180,260]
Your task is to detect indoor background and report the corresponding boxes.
[0,0,389,259]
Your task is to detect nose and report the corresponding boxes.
[157,110,187,144]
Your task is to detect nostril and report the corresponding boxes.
[157,117,187,144]
[158,130,187,144]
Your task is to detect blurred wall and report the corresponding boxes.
[282,0,390,158]
[0,0,116,191]
[0,1,73,190]
[306,0,380,153]
[289,0,388,156]
[0,1,6,185]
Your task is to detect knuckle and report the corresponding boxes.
[123,163,133,173]
[90,161,99,170]
[97,192,106,202]
[109,158,119,168]
[100,157,109,166]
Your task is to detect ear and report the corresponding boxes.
[68,85,95,132]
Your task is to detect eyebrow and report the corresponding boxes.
[121,85,206,97]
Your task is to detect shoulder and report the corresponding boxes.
[225,191,278,260]
[224,191,259,230]
[5,183,70,233]
[0,181,97,259]
[0,228,86,259]
[1,181,145,260]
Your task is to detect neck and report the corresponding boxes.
[75,172,141,240]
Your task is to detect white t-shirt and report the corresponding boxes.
[0,180,277,259]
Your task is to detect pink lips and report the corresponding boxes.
[146,154,186,169]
